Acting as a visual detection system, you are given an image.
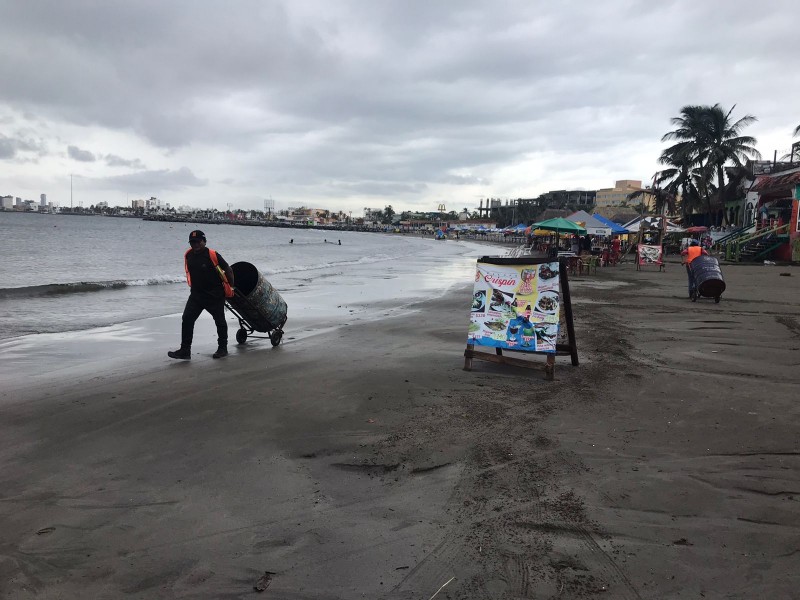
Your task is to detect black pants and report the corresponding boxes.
[181,294,227,348]
[686,264,696,296]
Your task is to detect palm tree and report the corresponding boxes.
[662,104,760,225]
[626,184,676,216]
[790,125,800,162]
[702,105,760,225]
[657,143,704,221]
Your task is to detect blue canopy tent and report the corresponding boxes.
[591,214,629,235]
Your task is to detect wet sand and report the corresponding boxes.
[1,259,798,599]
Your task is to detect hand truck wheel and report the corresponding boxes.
[236,328,248,344]
[269,330,283,347]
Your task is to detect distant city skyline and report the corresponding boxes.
[1,1,798,214]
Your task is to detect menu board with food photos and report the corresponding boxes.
[468,258,567,354]
[465,256,578,378]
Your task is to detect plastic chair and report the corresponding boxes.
[567,256,582,276]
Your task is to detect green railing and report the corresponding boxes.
[714,225,753,250]
[728,224,789,261]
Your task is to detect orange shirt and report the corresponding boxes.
[683,246,703,263]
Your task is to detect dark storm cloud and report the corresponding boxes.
[0,1,335,148]
[68,145,96,162]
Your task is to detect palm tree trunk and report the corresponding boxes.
[717,165,728,227]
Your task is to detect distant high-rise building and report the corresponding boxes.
[40,193,47,206]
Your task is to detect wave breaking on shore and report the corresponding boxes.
[0,276,186,299]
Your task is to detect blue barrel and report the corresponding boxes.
[229,262,287,332]
[691,255,726,298]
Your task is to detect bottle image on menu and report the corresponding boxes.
[521,316,534,347]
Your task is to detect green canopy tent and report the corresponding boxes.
[531,217,587,257]
[531,217,587,235]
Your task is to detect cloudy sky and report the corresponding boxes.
[1,0,798,214]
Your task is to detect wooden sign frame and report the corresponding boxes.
[464,257,579,380]
[635,243,666,271]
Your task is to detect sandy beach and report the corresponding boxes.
[1,258,798,599]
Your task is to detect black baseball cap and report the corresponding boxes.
[189,230,206,243]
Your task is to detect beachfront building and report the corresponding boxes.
[595,180,655,215]
[536,190,596,211]
[1,195,13,210]
[748,165,800,261]
[284,206,337,225]
[477,191,595,223]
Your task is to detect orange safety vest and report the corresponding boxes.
[184,248,234,298]
[685,246,703,263]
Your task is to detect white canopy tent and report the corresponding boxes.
[623,216,685,234]
[566,210,613,236]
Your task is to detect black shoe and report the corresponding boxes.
[212,347,228,359]
[168,348,191,360]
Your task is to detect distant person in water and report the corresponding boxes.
[168,230,234,360]
[338,240,341,245]
[290,239,293,244]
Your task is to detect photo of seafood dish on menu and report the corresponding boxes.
[489,289,514,312]
[472,290,486,313]
[535,290,560,319]
[533,323,558,351]
[537,262,559,289]
[482,318,510,340]
[536,292,558,313]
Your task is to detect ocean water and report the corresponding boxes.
[0,212,493,341]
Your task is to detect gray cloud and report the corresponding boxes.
[67,145,96,162]
[0,137,14,159]
[88,167,208,192]
[1,0,798,210]
[0,132,46,160]
[105,154,146,169]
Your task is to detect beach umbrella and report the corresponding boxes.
[531,217,587,235]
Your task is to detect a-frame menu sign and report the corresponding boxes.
[464,256,578,380]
